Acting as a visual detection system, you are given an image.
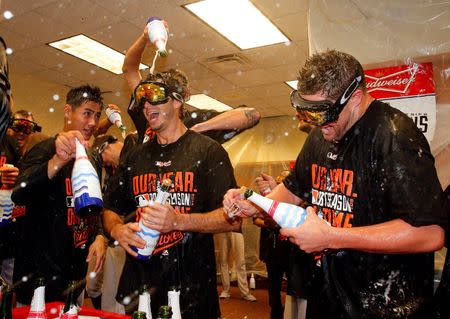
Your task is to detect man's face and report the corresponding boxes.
[10,114,34,148]
[101,141,123,168]
[66,101,101,140]
[299,92,353,142]
[142,97,178,132]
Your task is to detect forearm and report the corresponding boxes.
[174,208,241,233]
[94,118,113,137]
[47,154,68,179]
[122,33,147,91]
[327,219,445,253]
[193,108,260,133]
[102,208,124,238]
[267,183,303,205]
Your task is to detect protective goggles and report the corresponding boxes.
[9,118,42,135]
[134,81,184,107]
[290,75,362,126]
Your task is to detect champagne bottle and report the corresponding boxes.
[72,138,103,216]
[242,187,307,228]
[133,178,172,260]
[27,277,47,319]
[132,311,147,319]
[138,284,152,319]
[105,106,126,139]
[147,17,169,57]
[0,285,13,319]
[60,281,79,319]
[157,306,172,319]
[167,287,181,319]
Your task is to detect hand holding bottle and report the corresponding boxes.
[146,17,169,57]
[105,104,126,139]
[222,188,259,219]
[280,207,332,253]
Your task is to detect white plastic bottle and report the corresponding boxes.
[242,187,307,228]
[167,287,182,319]
[147,17,169,57]
[105,106,126,139]
[71,138,103,216]
[249,273,256,290]
[138,285,152,319]
[27,278,47,319]
[133,178,172,260]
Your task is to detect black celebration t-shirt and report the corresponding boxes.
[284,100,446,318]
[11,137,103,304]
[105,129,237,319]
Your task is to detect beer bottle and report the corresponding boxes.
[27,277,47,319]
[132,311,147,319]
[60,281,79,318]
[0,285,13,319]
[157,305,172,319]
[138,284,152,319]
[133,178,173,260]
[242,187,307,228]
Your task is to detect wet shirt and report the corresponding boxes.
[105,129,237,319]
[284,100,446,319]
[11,137,102,303]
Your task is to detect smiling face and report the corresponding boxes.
[142,97,181,133]
[10,113,34,148]
[65,101,102,140]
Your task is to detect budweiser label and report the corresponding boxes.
[364,62,436,142]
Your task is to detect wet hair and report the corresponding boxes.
[143,69,190,119]
[296,49,366,100]
[13,109,35,121]
[66,85,103,109]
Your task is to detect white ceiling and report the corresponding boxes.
[0,0,310,118]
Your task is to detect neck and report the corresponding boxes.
[156,119,187,145]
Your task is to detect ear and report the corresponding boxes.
[63,104,72,118]
[350,89,363,109]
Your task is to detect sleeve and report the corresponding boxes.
[202,142,238,211]
[11,139,54,206]
[380,115,446,228]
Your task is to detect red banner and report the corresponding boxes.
[365,62,435,99]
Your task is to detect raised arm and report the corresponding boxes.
[190,107,261,134]
[122,27,149,91]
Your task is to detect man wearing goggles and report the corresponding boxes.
[224,50,445,318]
[104,66,239,317]
[8,110,43,155]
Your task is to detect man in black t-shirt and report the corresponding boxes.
[103,69,240,319]
[11,85,106,304]
[224,50,446,319]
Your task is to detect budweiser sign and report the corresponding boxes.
[364,63,434,100]
[364,62,436,142]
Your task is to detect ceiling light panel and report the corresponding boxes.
[184,0,290,50]
[48,34,148,74]
[187,94,233,112]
